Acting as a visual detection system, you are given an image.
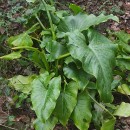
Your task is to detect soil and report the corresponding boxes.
[0,0,130,130]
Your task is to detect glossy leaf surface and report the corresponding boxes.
[67,29,117,102]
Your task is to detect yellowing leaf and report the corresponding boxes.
[9,75,36,94]
[117,84,130,95]
[8,33,33,47]
[26,0,36,3]
[114,102,130,117]
[0,51,22,60]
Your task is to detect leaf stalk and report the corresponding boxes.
[41,0,56,40]
[88,93,115,119]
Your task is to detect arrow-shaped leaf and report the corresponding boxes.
[67,29,117,102]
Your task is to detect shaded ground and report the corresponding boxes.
[0,0,130,130]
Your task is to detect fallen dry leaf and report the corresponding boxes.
[0,96,8,124]
[123,2,130,11]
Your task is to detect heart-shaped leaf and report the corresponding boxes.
[31,72,61,122]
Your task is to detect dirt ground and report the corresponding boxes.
[0,0,130,130]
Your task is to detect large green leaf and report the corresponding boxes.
[9,75,36,94]
[114,102,130,117]
[67,29,117,102]
[0,51,22,60]
[63,63,89,90]
[71,91,92,130]
[31,72,61,122]
[101,118,116,130]
[7,33,33,47]
[34,116,58,130]
[54,81,78,126]
[58,13,118,32]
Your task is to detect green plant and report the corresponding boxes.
[2,0,130,130]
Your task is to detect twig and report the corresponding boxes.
[0,124,18,130]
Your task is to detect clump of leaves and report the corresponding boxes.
[2,0,130,130]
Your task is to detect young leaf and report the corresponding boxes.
[71,91,92,130]
[31,72,61,122]
[34,116,58,130]
[54,81,78,126]
[63,63,89,90]
[9,75,36,94]
[0,51,22,60]
[58,13,118,32]
[114,102,130,117]
[67,29,117,102]
[7,33,33,47]
[101,118,116,130]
